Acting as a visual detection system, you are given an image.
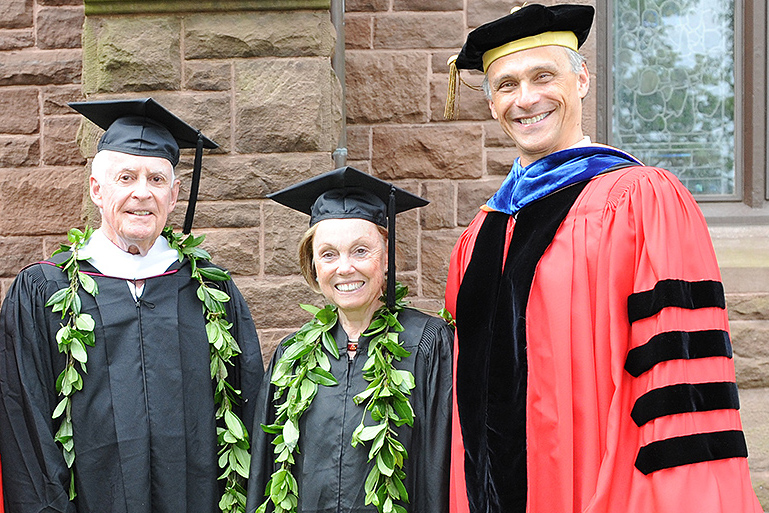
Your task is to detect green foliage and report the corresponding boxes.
[351,283,414,513]
[258,283,415,513]
[47,226,247,511]
[163,227,249,513]
[257,304,339,513]
[47,226,98,500]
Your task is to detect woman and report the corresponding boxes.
[247,166,453,513]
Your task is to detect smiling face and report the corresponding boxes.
[312,217,387,323]
[90,150,180,256]
[486,45,590,166]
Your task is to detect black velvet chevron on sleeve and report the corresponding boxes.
[627,279,725,324]
[624,329,733,377]
[630,382,740,427]
[635,430,749,475]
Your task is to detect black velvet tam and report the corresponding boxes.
[455,3,595,71]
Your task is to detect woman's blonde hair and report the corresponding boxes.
[298,221,388,294]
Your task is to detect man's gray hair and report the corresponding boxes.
[481,47,587,100]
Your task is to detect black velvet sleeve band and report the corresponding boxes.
[627,280,725,324]
[635,430,748,475]
[624,330,732,377]
[630,382,740,427]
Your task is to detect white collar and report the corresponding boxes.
[81,229,179,280]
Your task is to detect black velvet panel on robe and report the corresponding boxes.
[455,181,590,513]
[0,254,263,513]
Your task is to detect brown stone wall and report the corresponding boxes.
[344,0,598,303]
[0,0,86,301]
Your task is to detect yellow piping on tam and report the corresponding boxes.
[481,30,578,72]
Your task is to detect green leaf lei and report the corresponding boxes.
[46,226,250,512]
[257,283,414,513]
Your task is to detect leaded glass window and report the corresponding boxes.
[612,0,736,197]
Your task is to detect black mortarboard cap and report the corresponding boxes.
[268,166,429,309]
[69,98,218,234]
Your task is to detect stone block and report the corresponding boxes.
[346,125,370,161]
[235,57,342,154]
[235,275,325,332]
[43,86,85,115]
[0,49,81,86]
[467,0,512,28]
[198,228,260,276]
[82,16,180,94]
[394,0,463,11]
[43,116,86,166]
[421,227,465,298]
[0,135,40,167]
[457,177,504,226]
[372,125,483,180]
[484,120,515,147]
[0,89,39,134]
[169,200,261,230]
[263,204,310,276]
[393,203,420,272]
[1,278,15,305]
[486,147,516,176]
[432,49,464,74]
[185,11,335,60]
[184,61,231,91]
[346,159,371,174]
[0,0,32,29]
[345,14,372,50]
[141,91,231,153]
[0,236,45,277]
[730,319,769,388]
[0,29,34,50]
[0,167,85,236]
[37,6,84,50]
[178,153,333,203]
[728,293,769,321]
[345,50,428,124]
[430,75,489,122]
[374,13,464,49]
[420,180,454,230]
[737,387,769,509]
[346,0,389,12]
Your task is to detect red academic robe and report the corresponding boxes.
[445,165,762,513]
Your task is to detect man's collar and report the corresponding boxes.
[81,229,179,280]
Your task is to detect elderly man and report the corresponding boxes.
[0,98,263,512]
[444,4,762,513]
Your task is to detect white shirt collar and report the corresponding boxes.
[81,229,179,280]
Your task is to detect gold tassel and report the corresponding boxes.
[444,55,460,120]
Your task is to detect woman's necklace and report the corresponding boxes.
[47,226,250,513]
[256,283,415,513]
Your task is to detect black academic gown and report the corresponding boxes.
[246,307,453,513]
[0,253,263,513]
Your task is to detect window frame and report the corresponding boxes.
[596,0,769,223]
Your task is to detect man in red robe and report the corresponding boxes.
[444,4,763,513]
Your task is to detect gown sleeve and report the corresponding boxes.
[0,265,77,513]
[221,277,264,436]
[408,315,454,513]
[558,167,763,513]
[245,345,282,513]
